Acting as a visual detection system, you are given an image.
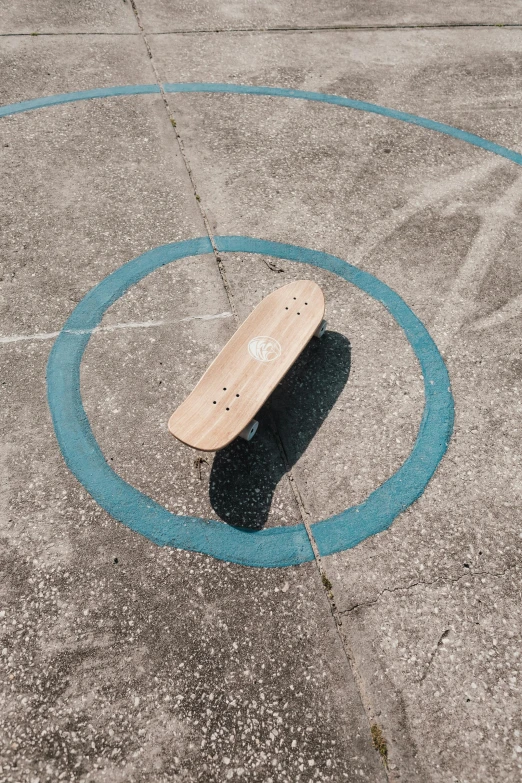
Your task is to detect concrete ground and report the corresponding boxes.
[1,2,521,782]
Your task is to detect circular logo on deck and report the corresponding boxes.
[248,336,282,363]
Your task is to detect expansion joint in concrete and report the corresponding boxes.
[146,23,522,35]
[1,22,520,38]
[0,31,141,37]
[128,0,239,322]
[265,410,391,778]
[105,14,405,774]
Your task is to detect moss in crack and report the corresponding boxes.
[371,723,388,767]
[170,118,177,128]
[321,573,332,591]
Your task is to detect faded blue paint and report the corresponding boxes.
[46,237,454,567]
[2,81,522,167]
[0,84,160,118]
[164,83,522,166]
[215,237,454,557]
[1,81,466,565]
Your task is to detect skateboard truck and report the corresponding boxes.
[314,319,327,339]
[239,419,259,442]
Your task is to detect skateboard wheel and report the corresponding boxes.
[313,319,327,339]
[239,419,259,442]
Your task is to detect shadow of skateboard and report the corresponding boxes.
[208,330,351,530]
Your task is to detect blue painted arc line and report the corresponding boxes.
[0,84,160,117]
[1,81,463,566]
[214,237,454,557]
[165,83,522,166]
[47,237,314,568]
[47,236,454,568]
[1,81,522,167]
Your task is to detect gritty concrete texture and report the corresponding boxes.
[2,3,522,782]
[0,36,151,105]
[0,339,386,782]
[0,37,205,335]
[150,22,522,781]
[0,1,136,34]
[137,0,522,33]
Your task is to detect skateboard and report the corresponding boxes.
[168,280,326,451]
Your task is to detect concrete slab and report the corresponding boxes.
[0,37,205,335]
[0,35,149,105]
[341,568,522,782]
[0,339,386,782]
[150,27,522,780]
[3,8,522,783]
[0,1,136,34]
[1,25,388,783]
[137,0,522,33]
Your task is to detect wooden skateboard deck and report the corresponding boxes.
[168,280,325,451]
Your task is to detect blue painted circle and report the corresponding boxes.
[46,236,454,568]
[2,81,471,566]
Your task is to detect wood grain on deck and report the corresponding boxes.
[168,280,324,451]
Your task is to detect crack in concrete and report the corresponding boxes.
[146,23,522,34]
[129,0,239,322]
[264,409,392,779]
[2,22,519,39]
[339,563,519,615]
[419,628,451,683]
